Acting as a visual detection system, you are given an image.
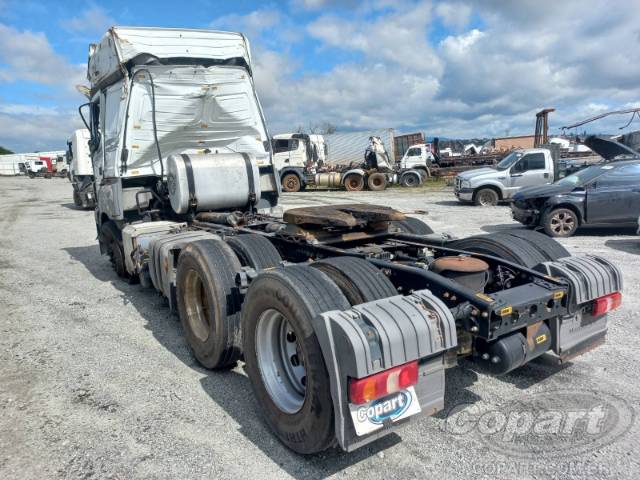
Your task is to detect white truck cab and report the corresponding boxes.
[81,27,279,226]
[454,148,555,206]
[399,143,436,173]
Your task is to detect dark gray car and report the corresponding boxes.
[511,160,640,237]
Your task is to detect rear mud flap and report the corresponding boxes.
[312,290,457,451]
[535,255,623,362]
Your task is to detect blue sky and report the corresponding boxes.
[1,0,639,152]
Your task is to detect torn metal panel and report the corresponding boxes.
[88,27,251,88]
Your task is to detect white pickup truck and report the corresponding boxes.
[454,148,557,206]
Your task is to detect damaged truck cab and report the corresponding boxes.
[81,27,623,455]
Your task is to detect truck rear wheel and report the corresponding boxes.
[311,256,397,305]
[392,217,434,235]
[343,174,364,191]
[368,172,387,191]
[226,234,282,270]
[281,173,302,193]
[176,239,242,369]
[449,233,548,268]
[242,265,350,454]
[73,189,82,207]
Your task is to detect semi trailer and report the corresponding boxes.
[80,26,623,455]
[67,129,95,208]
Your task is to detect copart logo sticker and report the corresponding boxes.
[357,390,412,424]
[350,387,422,436]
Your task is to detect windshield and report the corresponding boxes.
[557,165,609,186]
[496,151,522,171]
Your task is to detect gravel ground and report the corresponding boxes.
[1,176,639,480]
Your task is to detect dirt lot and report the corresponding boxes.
[1,176,639,480]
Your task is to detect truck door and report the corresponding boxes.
[585,164,640,225]
[403,147,423,168]
[507,152,549,196]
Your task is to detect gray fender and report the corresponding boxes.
[400,169,425,184]
[534,255,623,361]
[311,289,457,451]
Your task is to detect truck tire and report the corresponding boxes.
[176,239,243,369]
[311,256,397,305]
[449,233,548,268]
[392,217,434,235]
[226,234,282,270]
[400,171,422,187]
[100,221,128,279]
[242,265,350,454]
[343,173,364,191]
[501,229,570,260]
[368,172,387,191]
[474,188,499,207]
[542,208,579,238]
[73,189,82,207]
[281,173,302,193]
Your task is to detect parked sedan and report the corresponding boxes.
[511,160,640,237]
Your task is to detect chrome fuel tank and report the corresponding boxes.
[167,153,261,214]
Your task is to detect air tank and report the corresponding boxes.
[167,153,261,214]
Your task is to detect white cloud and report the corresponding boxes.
[61,5,115,36]
[0,23,85,91]
[0,108,82,152]
[435,2,472,30]
[308,3,443,75]
[264,0,640,138]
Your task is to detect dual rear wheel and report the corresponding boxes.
[175,237,394,453]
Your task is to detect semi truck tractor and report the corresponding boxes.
[274,134,418,192]
[67,129,95,208]
[81,26,623,455]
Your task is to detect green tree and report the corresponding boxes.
[0,146,14,155]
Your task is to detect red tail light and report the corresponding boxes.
[592,292,622,317]
[348,361,418,405]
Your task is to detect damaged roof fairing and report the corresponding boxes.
[87,26,253,90]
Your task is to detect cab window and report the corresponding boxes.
[406,147,421,156]
[512,153,546,173]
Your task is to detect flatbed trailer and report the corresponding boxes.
[82,26,623,455]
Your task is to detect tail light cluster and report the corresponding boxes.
[348,361,418,405]
[592,292,622,317]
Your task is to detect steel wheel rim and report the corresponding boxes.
[183,269,211,342]
[479,191,496,206]
[550,211,575,234]
[347,177,361,190]
[255,308,306,414]
[284,175,299,191]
